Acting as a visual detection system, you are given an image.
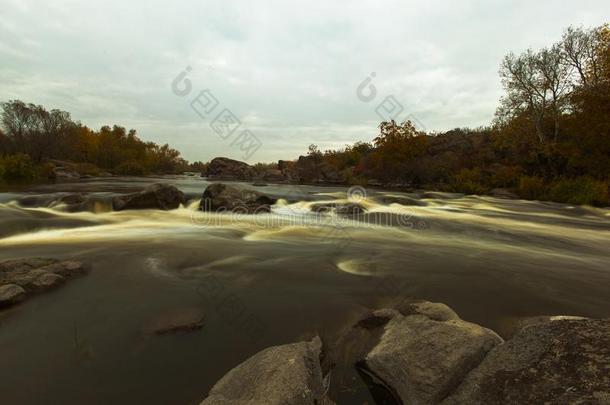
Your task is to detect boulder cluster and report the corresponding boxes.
[198,301,610,404]
[204,156,346,185]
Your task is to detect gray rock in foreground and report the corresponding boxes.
[112,183,185,211]
[442,318,610,404]
[200,336,334,405]
[360,308,503,404]
[197,301,610,405]
[0,258,88,308]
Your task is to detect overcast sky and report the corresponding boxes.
[1,0,609,163]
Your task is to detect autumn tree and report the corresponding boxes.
[371,120,428,184]
[0,100,190,176]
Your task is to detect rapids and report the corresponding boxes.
[1,175,609,404]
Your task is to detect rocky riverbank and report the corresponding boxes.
[198,302,610,404]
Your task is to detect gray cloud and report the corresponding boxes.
[1,0,609,162]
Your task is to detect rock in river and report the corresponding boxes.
[144,308,205,336]
[0,258,88,309]
[206,157,254,180]
[112,183,185,211]
[358,308,503,404]
[0,284,27,307]
[199,183,276,214]
[200,336,334,405]
[196,301,610,405]
[310,202,366,215]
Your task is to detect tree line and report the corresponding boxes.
[2,24,608,205]
[0,100,189,181]
[300,24,610,206]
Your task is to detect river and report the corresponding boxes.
[1,175,609,404]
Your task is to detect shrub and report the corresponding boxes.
[37,162,56,179]
[490,165,523,188]
[450,168,488,195]
[548,177,609,206]
[0,154,37,181]
[517,175,547,200]
[74,163,102,176]
[115,161,145,175]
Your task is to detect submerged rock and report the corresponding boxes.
[422,191,464,199]
[112,183,185,211]
[442,318,610,404]
[359,308,502,404]
[145,308,205,336]
[310,202,366,215]
[200,336,334,405]
[200,183,276,214]
[51,193,90,212]
[375,195,427,207]
[17,195,53,208]
[17,193,91,212]
[0,258,88,309]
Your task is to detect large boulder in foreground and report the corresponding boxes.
[358,308,502,404]
[199,183,276,214]
[206,157,254,180]
[112,183,185,211]
[0,258,88,308]
[200,336,334,405]
[442,318,610,404]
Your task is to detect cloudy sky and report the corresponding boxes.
[1,0,609,163]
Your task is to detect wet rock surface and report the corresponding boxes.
[200,183,276,214]
[442,318,610,404]
[310,202,366,215]
[200,336,334,405]
[52,193,90,212]
[374,195,428,206]
[359,308,503,404]
[16,192,95,213]
[199,302,610,405]
[0,258,88,308]
[112,183,185,211]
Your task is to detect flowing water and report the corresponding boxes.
[1,176,609,404]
